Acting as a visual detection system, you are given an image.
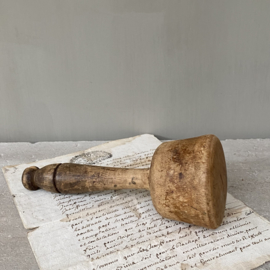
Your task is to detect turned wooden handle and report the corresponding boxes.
[22,163,150,194]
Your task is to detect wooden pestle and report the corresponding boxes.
[22,134,227,229]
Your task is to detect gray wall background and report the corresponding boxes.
[1,0,270,142]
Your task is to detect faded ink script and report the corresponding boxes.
[54,150,270,269]
[56,189,270,269]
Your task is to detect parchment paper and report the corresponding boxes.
[2,134,270,270]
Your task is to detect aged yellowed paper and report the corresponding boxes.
[3,134,270,270]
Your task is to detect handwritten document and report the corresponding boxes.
[3,134,270,270]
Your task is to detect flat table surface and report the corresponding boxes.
[1,139,270,270]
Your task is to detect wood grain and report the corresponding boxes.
[22,135,227,229]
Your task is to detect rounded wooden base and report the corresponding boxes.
[149,135,227,229]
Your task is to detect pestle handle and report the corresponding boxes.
[22,163,150,194]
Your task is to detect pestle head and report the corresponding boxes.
[149,134,227,229]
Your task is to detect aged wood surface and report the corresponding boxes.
[1,139,270,270]
[22,135,227,229]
